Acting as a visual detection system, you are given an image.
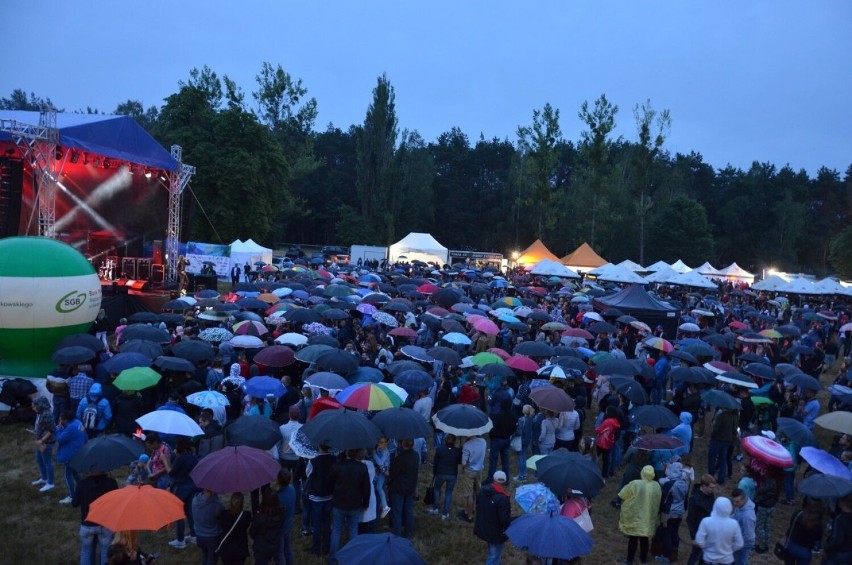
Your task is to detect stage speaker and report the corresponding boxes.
[152,264,165,285]
[0,157,23,237]
[152,240,163,264]
[130,280,150,291]
[121,257,137,280]
[137,258,152,280]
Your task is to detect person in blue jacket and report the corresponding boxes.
[76,383,113,437]
[55,410,88,504]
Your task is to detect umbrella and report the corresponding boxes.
[136,410,203,437]
[473,318,499,335]
[400,345,435,363]
[741,435,794,468]
[163,298,191,310]
[589,321,617,335]
[643,336,674,353]
[232,320,269,336]
[198,328,234,343]
[506,355,540,373]
[172,340,215,363]
[799,447,852,480]
[742,362,775,381]
[186,390,230,408]
[630,405,680,429]
[678,322,701,333]
[513,341,555,358]
[616,381,648,405]
[797,474,852,499]
[100,352,152,374]
[553,356,589,373]
[536,364,568,380]
[513,482,561,515]
[371,311,398,327]
[275,332,308,347]
[226,415,282,450]
[701,389,741,410]
[814,411,852,435]
[441,332,472,345]
[51,346,96,365]
[55,333,105,353]
[229,335,264,349]
[335,533,427,565]
[432,404,493,437]
[716,371,758,389]
[535,449,605,497]
[113,366,161,391]
[86,485,184,531]
[387,360,425,375]
[633,434,686,451]
[349,366,385,384]
[562,328,594,340]
[389,327,417,340]
[472,352,505,367]
[337,383,405,411]
[427,346,462,366]
[529,387,575,412]
[294,344,335,363]
[305,371,350,391]
[393,370,434,395]
[122,324,170,343]
[787,373,823,391]
[284,308,322,324]
[315,349,360,374]
[776,417,818,447]
[670,366,711,385]
[253,345,296,368]
[595,358,636,376]
[190,445,281,493]
[128,312,159,324]
[119,339,164,359]
[69,434,144,473]
[506,512,594,560]
[300,408,382,450]
[244,376,286,399]
[153,355,196,373]
[371,407,432,439]
[481,363,516,379]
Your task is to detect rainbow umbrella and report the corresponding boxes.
[642,336,674,353]
[336,383,405,411]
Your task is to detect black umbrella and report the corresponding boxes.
[601,308,625,318]
[670,366,711,385]
[797,473,852,499]
[51,346,96,365]
[432,289,462,308]
[213,302,240,312]
[159,313,186,324]
[588,321,617,335]
[68,434,144,473]
[226,415,283,450]
[308,334,341,348]
[400,346,434,363]
[786,372,823,391]
[630,359,655,381]
[668,350,698,365]
[776,325,802,338]
[233,283,261,293]
[371,407,432,440]
[122,324,170,344]
[119,339,164,359]
[427,346,462,366]
[162,299,191,311]
[553,357,589,373]
[236,297,270,310]
[742,362,775,381]
[294,344,335,363]
[153,355,196,372]
[616,381,648,405]
[527,310,553,322]
[172,340,215,363]
[686,344,719,359]
[387,360,425,376]
[595,358,636,377]
[55,333,105,353]
[101,352,152,374]
[315,349,360,375]
[630,405,680,429]
[616,315,638,324]
[128,311,160,324]
[284,308,322,324]
[441,318,466,334]
[513,341,555,358]
[776,417,818,447]
[432,404,493,437]
[480,363,516,379]
[737,353,769,365]
[384,302,412,313]
[553,347,586,359]
[701,389,740,410]
[787,345,815,356]
[233,311,264,323]
[535,448,605,497]
[775,363,802,377]
[322,308,350,321]
[301,408,382,450]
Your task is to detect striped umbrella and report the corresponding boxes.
[336,383,405,411]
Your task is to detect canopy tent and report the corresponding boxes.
[590,263,648,284]
[517,239,561,268]
[694,262,724,278]
[561,242,607,272]
[388,232,449,266]
[0,110,179,171]
[594,284,678,338]
[643,260,671,273]
[752,274,791,292]
[616,259,645,272]
[528,259,581,279]
[814,277,849,295]
[718,262,755,282]
[229,239,273,273]
[666,270,717,290]
[669,260,692,274]
[777,276,828,295]
[644,266,680,284]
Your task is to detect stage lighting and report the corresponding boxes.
[69,151,80,164]
[103,159,111,170]
[144,169,152,179]
[93,157,101,168]
[55,149,63,160]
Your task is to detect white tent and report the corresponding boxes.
[229,239,273,274]
[666,270,717,290]
[388,232,449,266]
[528,259,581,279]
[645,266,679,283]
[694,262,724,278]
[814,277,847,295]
[644,260,671,273]
[752,274,790,292]
[616,259,645,272]
[718,262,755,282]
[670,260,692,274]
[777,276,828,295]
[594,263,648,284]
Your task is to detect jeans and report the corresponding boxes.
[708,440,731,484]
[310,499,331,553]
[196,535,218,565]
[486,542,504,565]
[390,492,414,537]
[433,473,457,515]
[175,487,196,541]
[785,540,813,565]
[652,381,667,405]
[277,522,295,565]
[329,507,362,557]
[53,395,69,423]
[280,458,303,512]
[784,470,796,502]
[36,442,54,484]
[663,516,682,556]
[488,437,510,480]
[733,543,753,565]
[597,447,611,478]
[79,523,113,565]
[514,445,528,479]
[375,472,388,511]
[756,506,773,548]
[64,464,80,497]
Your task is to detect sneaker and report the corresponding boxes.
[38,483,55,492]
[441,513,449,520]
[31,478,46,486]
[168,539,186,549]
[58,496,73,504]
[427,507,439,515]
[735,454,744,461]
[381,506,390,519]
[185,536,196,544]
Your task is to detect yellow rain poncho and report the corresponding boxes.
[617,465,662,537]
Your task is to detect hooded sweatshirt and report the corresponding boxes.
[75,383,112,432]
[668,412,693,456]
[659,462,689,518]
[732,496,756,547]
[618,465,662,537]
[695,497,744,564]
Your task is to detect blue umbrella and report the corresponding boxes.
[335,533,426,565]
[514,483,561,515]
[506,512,594,560]
[393,369,433,395]
[349,366,384,384]
[799,447,852,480]
[101,352,152,374]
[244,376,286,399]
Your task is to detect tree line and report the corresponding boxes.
[3,64,851,278]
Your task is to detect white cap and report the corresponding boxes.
[493,471,507,483]
[760,430,776,440]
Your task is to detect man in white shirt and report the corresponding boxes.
[458,435,486,523]
[279,406,304,512]
[412,390,433,421]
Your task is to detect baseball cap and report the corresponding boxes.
[493,471,507,483]
[760,430,776,440]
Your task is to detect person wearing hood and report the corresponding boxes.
[694,497,744,565]
[617,465,662,565]
[32,396,57,492]
[658,461,690,563]
[667,412,693,456]
[473,471,512,565]
[730,488,756,565]
[56,410,87,504]
[75,383,112,438]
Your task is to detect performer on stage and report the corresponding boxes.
[177,255,189,295]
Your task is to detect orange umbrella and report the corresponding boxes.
[86,485,185,531]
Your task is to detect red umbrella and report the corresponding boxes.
[473,318,499,335]
[741,435,794,468]
[253,345,296,367]
[506,355,540,373]
[728,321,749,330]
[417,283,439,295]
[526,286,547,296]
[389,327,418,339]
[562,328,594,340]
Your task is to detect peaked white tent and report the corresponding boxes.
[388,232,449,266]
[616,259,645,272]
[752,274,791,292]
[814,277,847,295]
[777,276,828,295]
[718,263,755,282]
[529,259,581,279]
[645,266,679,283]
[666,270,717,290]
[670,260,692,274]
[229,239,273,274]
[644,260,671,273]
[694,262,724,278]
[594,263,648,284]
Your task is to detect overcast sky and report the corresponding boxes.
[2,1,850,175]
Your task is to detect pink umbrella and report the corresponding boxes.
[562,328,594,340]
[488,348,511,360]
[473,318,499,335]
[389,327,418,339]
[741,435,794,468]
[506,355,540,373]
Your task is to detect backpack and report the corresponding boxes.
[81,403,99,430]
[660,480,675,514]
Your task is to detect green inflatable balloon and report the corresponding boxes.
[0,237,102,378]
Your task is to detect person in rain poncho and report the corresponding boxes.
[667,412,693,455]
[618,464,662,565]
[694,497,744,565]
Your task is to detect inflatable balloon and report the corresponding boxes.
[0,237,102,378]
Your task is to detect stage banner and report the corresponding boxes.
[186,242,230,278]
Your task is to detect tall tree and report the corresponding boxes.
[516,103,564,240]
[114,99,159,131]
[355,74,399,244]
[394,130,435,236]
[829,225,852,279]
[646,194,714,266]
[578,94,618,249]
[632,100,671,264]
[0,89,56,110]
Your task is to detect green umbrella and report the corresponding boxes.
[114,366,162,391]
[471,352,505,367]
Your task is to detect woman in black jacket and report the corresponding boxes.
[250,487,285,565]
[217,493,252,565]
[430,434,461,519]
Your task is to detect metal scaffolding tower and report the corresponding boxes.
[0,106,60,237]
[165,145,195,284]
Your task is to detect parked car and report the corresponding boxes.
[322,246,350,264]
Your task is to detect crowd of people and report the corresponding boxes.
[17,261,852,564]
